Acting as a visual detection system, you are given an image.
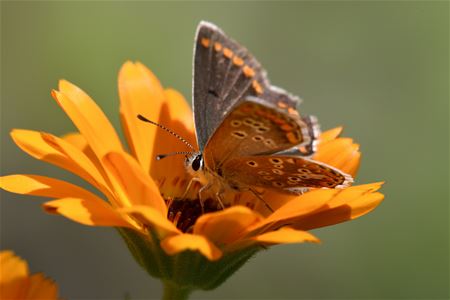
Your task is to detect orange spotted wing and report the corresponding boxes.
[194,21,317,152]
[202,97,352,192]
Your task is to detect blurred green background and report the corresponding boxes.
[1,1,448,299]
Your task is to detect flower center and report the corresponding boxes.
[166,197,222,233]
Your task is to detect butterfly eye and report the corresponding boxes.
[191,155,203,171]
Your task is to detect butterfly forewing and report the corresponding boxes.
[221,155,352,192]
[202,97,311,171]
[194,21,303,150]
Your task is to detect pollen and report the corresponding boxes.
[167,198,221,233]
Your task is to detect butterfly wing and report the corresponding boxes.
[202,97,312,171]
[278,115,320,157]
[221,155,353,192]
[193,21,304,150]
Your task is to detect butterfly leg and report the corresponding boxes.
[248,187,274,213]
[180,177,202,199]
[198,183,227,212]
[214,189,226,210]
[198,183,213,213]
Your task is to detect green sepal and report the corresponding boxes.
[117,228,262,296]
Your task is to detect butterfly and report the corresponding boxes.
[141,21,352,210]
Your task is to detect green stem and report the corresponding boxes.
[162,281,192,300]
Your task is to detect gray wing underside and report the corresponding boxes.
[193,21,302,150]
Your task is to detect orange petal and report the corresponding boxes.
[1,174,104,201]
[319,127,343,143]
[315,137,361,177]
[0,251,29,284]
[326,182,384,208]
[61,132,108,180]
[254,227,320,245]
[340,151,361,177]
[160,234,222,261]
[42,132,112,193]
[43,197,131,228]
[121,205,180,237]
[252,189,339,231]
[102,152,167,213]
[61,132,88,151]
[163,89,196,134]
[0,252,59,299]
[325,143,359,170]
[292,186,384,230]
[0,251,29,299]
[316,137,353,161]
[149,89,197,197]
[193,206,263,245]
[52,80,123,161]
[118,61,166,173]
[10,129,108,193]
[27,273,58,299]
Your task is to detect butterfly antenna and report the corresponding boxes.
[156,151,196,160]
[137,114,196,151]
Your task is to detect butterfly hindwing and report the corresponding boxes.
[221,155,352,192]
[193,21,304,150]
[278,115,320,157]
[202,97,311,171]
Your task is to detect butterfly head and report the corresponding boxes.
[185,152,204,174]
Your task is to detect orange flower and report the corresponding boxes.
[0,251,60,299]
[0,61,384,296]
